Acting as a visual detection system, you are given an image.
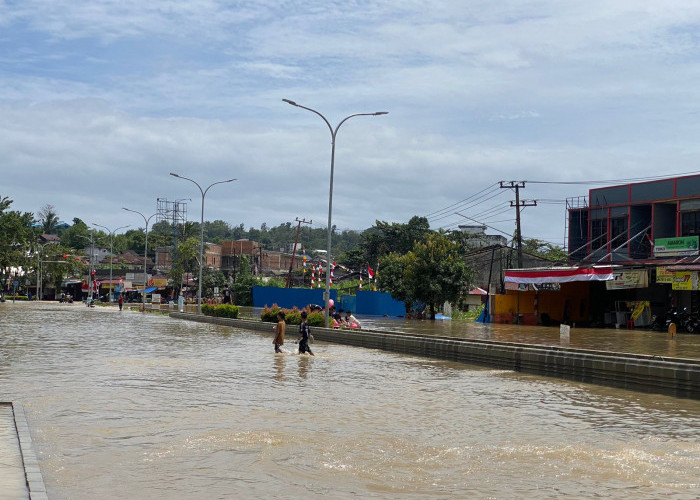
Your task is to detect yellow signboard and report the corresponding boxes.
[656,267,674,284]
[672,271,697,290]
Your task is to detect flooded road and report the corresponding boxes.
[359,316,700,360]
[0,302,698,499]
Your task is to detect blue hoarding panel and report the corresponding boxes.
[355,291,405,317]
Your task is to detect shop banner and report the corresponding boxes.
[505,266,613,284]
[605,269,649,290]
[656,267,674,284]
[654,236,699,257]
[672,271,698,290]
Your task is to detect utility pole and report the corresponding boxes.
[499,181,536,268]
[286,217,312,288]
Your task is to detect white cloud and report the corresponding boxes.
[3,1,700,247]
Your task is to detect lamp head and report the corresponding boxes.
[170,172,180,178]
[374,112,389,116]
[282,99,298,106]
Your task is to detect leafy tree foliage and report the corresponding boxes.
[522,238,567,263]
[38,204,60,235]
[169,237,199,297]
[377,232,472,319]
[0,196,35,275]
[232,254,254,306]
[61,219,90,250]
[363,216,431,268]
[201,268,227,298]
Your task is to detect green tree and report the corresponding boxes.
[204,220,233,243]
[169,237,199,297]
[376,252,413,310]
[406,232,472,319]
[522,238,567,263]
[378,232,472,319]
[232,254,254,306]
[40,246,85,295]
[363,216,431,266]
[38,204,60,234]
[61,219,90,250]
[0,196,35,276]
[202,268,226,299]
[337,248,366,272]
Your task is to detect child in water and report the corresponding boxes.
[298,311,314,356]
[273,311,286,353]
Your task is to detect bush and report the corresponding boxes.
[260,304,325,326]
[202,303,240,319]
[3,295,28,301]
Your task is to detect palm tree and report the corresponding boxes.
[39,204,60,234]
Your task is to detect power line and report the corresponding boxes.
[527,170,700,185]
[426,183,503,222]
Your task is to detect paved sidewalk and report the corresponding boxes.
[0,403,48,500]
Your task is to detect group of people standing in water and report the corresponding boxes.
[272,304,362,355]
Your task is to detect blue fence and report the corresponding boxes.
[252,287,406,317]
[355,290,406,317]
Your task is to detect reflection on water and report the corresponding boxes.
[0,302,698,499]
[360,316,700,359]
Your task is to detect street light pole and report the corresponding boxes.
[122,208,157,312]
[170,173,236,314]
[36,241,59,301]
[282,99,387,327]
[92,223,130,303]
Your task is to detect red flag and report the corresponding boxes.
[367,266,374,279]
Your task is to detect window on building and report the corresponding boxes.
[591,219,607,250]
[681,211,700,236]
[610,217,628,244]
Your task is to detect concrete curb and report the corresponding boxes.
[170,312,699,399]
[12,403,48,500]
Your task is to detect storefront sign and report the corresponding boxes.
[654,236,699,257]
[532,283,561,291]
[672,271,698,290]
[656,267,674,284]
[605,269,649,290]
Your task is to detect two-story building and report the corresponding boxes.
[565,174,700,325]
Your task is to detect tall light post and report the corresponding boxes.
[76,231,97,301]
[283,99,387,327]
[36,240,59,301]
[122,208,157,311]
[170,173,236,314]
[92,223,130,303]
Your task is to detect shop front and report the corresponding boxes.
[494,267,613,326]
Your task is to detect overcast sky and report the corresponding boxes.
[3,1,700,247]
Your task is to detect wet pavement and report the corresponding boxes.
[0,404,29,499]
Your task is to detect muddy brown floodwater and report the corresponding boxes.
[0,302,698,499]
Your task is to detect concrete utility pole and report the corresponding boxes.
[499,181,536,268]
[286,217,312,288]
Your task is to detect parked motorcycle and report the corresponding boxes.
[664,307,699,333]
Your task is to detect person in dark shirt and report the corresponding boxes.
[298,311,314,356]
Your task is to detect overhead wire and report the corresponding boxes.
[527,170,700,185]
[426,184,504,223]
[424,183,499,219]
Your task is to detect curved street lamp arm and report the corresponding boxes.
[203,178,236,198]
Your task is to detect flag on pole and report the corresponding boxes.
[302,248,307,274]
[359,274,363,290]
[367,265,374,279]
